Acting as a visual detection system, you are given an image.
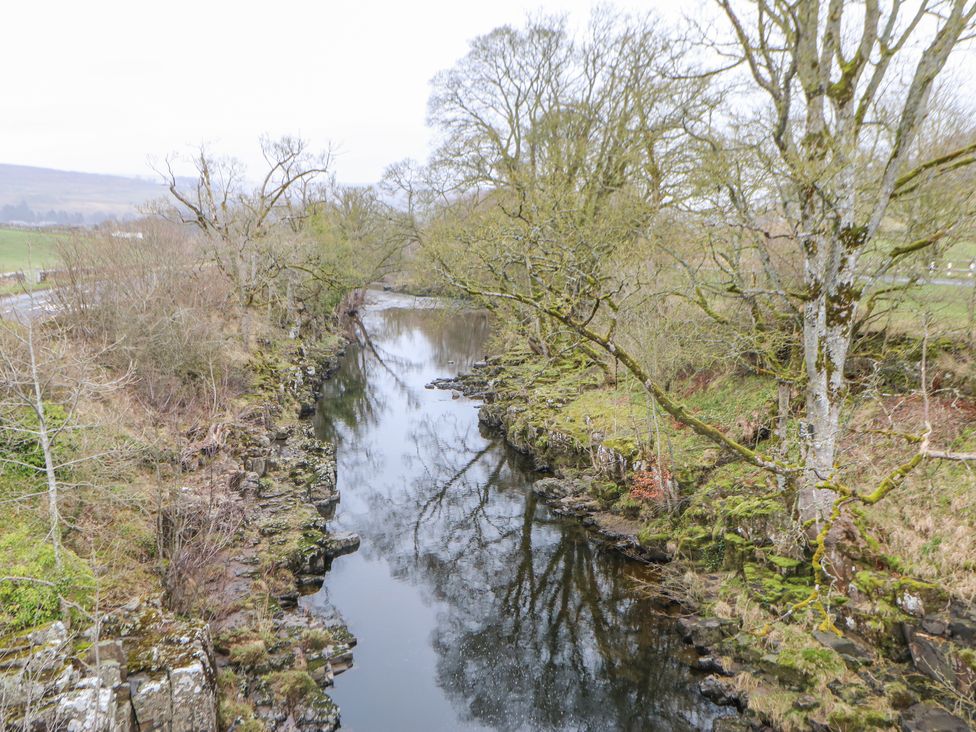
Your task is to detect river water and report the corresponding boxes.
[304,291,729,731]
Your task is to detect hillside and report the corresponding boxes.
[0,163,166,225]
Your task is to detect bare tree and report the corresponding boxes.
[155,135,333,344]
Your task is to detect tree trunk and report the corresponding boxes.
[27,322,62,570]
[799,223,861,530]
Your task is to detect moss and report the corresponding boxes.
[741,563,815,608]
[719,495,784,521]
[613,494,642,517]
[767,554,802,571]
[883,681,916,709]
[636,526,669,545]
[723,532,751,546]
[0,524,95,632]
[852,570,946,613]
[826,705,893,730]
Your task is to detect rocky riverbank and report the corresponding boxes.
[0,337,359,731]
[431,357,976,731]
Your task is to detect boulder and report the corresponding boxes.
[56,685,129,732]
[678,616,738,652]
[129,673,172,730]
[903,626,955,682]
[812,629,873,666]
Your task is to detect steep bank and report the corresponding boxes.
[0,334,359,731]
[437,347,976,731]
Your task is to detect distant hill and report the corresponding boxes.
[0,164,167,226]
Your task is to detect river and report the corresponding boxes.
[303,290,731,731]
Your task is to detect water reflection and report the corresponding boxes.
[306,291,728,731]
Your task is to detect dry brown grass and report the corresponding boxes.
[838,392,976,599]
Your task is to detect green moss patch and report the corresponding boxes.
[0,524,94,632]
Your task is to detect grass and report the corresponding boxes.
[0,227,62,271]
[942,238,976,264]
[0,520,95,633]
[873,281,975,334]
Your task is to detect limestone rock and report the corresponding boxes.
[129,673,172,730]
[322,531,361,559]
[170,661,218,731]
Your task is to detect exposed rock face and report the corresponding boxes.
[320,532,361,559]
[530,477,671,563]
[0,604,217,732]
[1,339,355,732]
[205,379,356,730]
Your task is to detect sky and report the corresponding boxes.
[0,0,693,186]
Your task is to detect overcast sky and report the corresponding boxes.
[0,0,694,185]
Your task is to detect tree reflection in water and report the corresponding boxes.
[309,292,729,731]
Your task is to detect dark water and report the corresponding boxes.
[305,291,729,732]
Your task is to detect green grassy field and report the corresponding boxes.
[0,227,61,271]
[880,281,976,334]
[943,238,976,263]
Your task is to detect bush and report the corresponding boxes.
[55,223,239,415]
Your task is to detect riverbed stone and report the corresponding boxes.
[678,616,738,652]
[699,674,747,709]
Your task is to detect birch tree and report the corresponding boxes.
[708,0,976,527]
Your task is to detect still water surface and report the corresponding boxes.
[305,291,729,731]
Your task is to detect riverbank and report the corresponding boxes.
[0,327,359,730]
[437,346,976,731]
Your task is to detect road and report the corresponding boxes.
[0,288,57,321]
[875,274,975,288]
